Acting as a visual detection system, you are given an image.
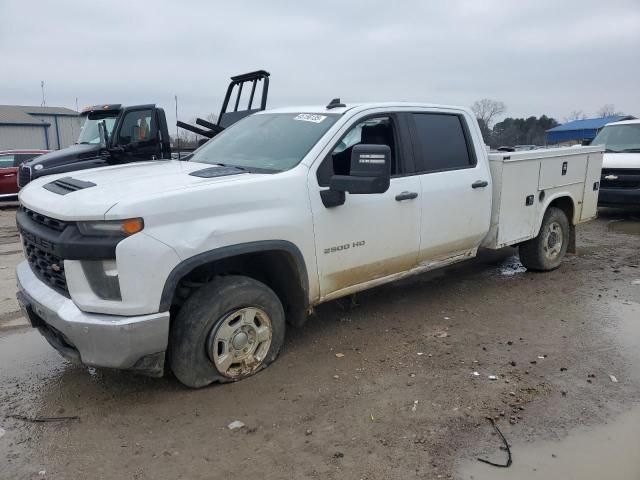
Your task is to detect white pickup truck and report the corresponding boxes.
[15,101,603,387]
[591,118,640,207]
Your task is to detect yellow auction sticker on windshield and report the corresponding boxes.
[294,114,327,123]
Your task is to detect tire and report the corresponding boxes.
[519,207,570,271]
[169,275,285,388]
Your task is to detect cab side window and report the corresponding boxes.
[117,110,156,146]
[411,113,475,173]
[0,155,15,168]
[317,116,397,186]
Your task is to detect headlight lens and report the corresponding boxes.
[77,218,144,237]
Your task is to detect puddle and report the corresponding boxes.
[0,329,64,378]
[460,299,640,480]
[607,220,640,235]
[498,261,526,277]
[459,405,640,480]
[611,300,640,381]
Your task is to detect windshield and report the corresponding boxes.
[592,124,640,153]
[189,112,340,172]
[78,115,118,144]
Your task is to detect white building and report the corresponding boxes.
[0,105,82,150]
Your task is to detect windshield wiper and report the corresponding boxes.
[605,148,640,153]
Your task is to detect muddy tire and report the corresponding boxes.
[169,275,285,388]
[519,207,570,271]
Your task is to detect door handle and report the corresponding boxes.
[395,191,418,201]
[471,180,488,189]
[3,173,16,177]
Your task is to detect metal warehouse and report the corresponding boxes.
[546,115,635,144]
[0,105,81,150]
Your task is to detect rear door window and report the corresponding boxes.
[0,155,15,168]
[411,113,475,173]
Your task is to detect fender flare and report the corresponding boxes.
[534,193,577,253]
[159,240,309,312]
[534,193,577,235]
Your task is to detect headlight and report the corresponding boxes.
[77,218,144,237]
[81,259,121,300]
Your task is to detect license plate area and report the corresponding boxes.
[16,291,46,328]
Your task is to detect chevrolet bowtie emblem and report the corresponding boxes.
[604,174,618,180]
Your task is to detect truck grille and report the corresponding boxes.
[19,207,71,297]
[18,165,32,187]
[601,169,640,190]
[23,237,69,296]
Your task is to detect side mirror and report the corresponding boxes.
[98,120,109,148]
[329,144,391,194]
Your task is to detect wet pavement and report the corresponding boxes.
[460,296,640,479]
[0,206,639,479]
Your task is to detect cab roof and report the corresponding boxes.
[81,104,122,114]
[606,118,640,126]
[259,102,472,116]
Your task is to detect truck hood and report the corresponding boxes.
[19,160,260,220]
[24,143,101,169]
[602,152,640,169]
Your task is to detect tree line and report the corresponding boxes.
[471,99,625,148]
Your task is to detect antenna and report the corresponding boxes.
[75,97,79,112]
[175,95,179,154]
[40,81,46,107]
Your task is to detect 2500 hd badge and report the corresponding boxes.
[324,240,366,254]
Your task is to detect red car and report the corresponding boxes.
[0,150,50,200]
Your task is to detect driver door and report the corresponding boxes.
[309,112,422,300]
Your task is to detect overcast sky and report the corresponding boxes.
[1,0,639,129]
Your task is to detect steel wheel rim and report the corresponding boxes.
[207,307,272,379]
[543,221,563,260]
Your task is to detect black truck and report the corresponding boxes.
[18,70,270,187]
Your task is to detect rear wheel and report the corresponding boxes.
[169,275,285,388]
[519,207,570,271]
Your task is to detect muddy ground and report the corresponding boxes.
[0,202,639,480]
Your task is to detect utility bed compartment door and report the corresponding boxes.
[580,153,604,221]
[539,155,588,190]
[496,160,541,246]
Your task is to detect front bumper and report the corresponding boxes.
[16,261,170,375]
[598,188,640,206]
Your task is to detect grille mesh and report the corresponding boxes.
[19,208,70,297]
[18,165,31,187]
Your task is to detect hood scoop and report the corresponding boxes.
[43,177,97,195]
[189,166,247,178]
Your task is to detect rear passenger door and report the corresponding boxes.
[409,111,492,264]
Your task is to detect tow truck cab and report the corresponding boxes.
[18,104,171,187]
[17,69,271,188]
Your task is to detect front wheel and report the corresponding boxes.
[169,275,285,388]
[519,207,570,271]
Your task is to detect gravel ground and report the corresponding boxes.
[0,204,639,480]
